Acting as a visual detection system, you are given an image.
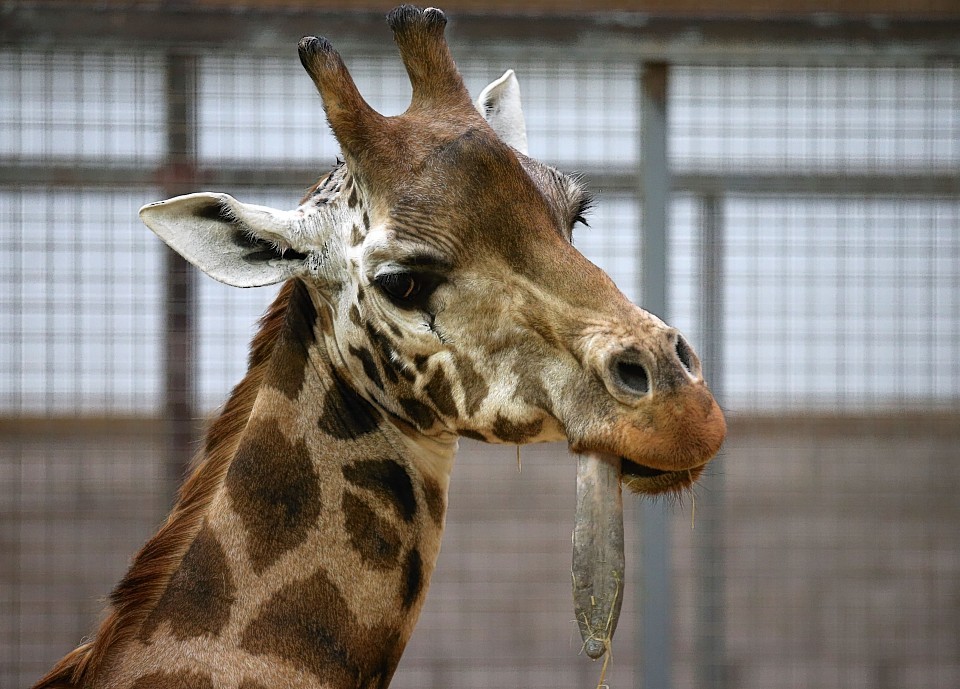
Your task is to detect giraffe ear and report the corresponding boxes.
[477,69,528,155]
[139,192,311,288]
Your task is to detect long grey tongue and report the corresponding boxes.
[572,452,625,660]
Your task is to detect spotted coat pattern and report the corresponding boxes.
[92,283,450,689]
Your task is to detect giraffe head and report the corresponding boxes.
[140,6,725,495]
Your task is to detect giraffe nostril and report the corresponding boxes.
[614,360,650,397]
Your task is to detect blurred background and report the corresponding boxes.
[1,1,958,688]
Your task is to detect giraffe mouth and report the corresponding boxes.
[619,458,704,495]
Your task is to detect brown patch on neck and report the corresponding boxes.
[32,280,310,689]
[240,567,404,689]
[138,522,235,641]
[266,281,318,399]
[226,418,323,573]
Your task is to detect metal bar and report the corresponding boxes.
[162,52,199,493]
[2,5,959,64]
[695,194,728,689]
[669,172,960,197]
[588,170,960,196]
[4,162,958,198]
[639,60,672,689]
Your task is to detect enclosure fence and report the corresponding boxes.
[2,6,959,689]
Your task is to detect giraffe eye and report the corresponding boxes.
[377,272,420,301]
[374,271,442,310]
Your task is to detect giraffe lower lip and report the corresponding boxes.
[621,458,669,478]
[619,458,702,495]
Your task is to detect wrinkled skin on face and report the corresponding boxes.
[332,127,725,494]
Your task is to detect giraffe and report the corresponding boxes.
[34,6,725,689]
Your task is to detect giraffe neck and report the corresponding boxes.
[75,280,456,689]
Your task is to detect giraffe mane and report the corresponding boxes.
[32,280,304,689]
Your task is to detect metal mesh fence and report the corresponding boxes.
[1,10,958,689]
[670,65,960,173]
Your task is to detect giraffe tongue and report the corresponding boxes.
[572,452,625,660]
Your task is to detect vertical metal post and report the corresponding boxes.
[695,194,727,689]
[163,53,198,493]
[639,61,671,689]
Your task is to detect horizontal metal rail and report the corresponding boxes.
[2,5,959,65]
[3,161,958,198]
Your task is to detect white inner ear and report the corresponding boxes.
[140,192,310,289]
[476,69,528,155]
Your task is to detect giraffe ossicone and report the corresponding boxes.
[35,5,725,688]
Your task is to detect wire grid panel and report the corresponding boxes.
[668,191,960,412]
[0,45,170,687]
[670,65,960,172]
[0,188,164,415]
[719,414,960,689]
[0,49,165,162]
[665,62,960,689]
[668,63,960,412]
[1,419,169,686]
[0,189,170,686]
[2,30,960,689]
[722,195,960,411]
